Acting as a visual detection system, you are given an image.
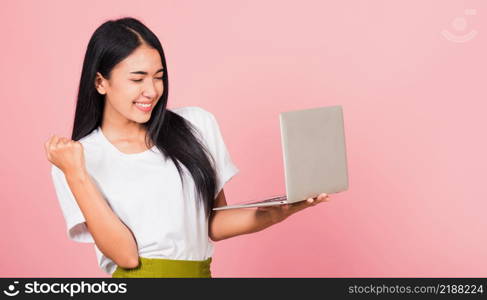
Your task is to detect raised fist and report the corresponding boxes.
[44,135,86,175]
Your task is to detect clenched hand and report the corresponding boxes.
[44,135,86,176]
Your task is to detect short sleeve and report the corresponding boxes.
[50,165,95,243]
[197,109,240,198]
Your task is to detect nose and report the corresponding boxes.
[142,79,158,99]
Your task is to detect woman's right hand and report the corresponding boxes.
[44,135,86,176]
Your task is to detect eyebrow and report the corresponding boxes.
[130,68,164,75]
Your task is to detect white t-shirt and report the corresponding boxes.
[50,106,239,275]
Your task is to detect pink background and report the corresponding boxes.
[1,0,486,277]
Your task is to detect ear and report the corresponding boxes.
[95,72,108,95]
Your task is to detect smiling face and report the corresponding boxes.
[95,44,164,125]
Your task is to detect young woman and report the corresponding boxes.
[44,17,330,278]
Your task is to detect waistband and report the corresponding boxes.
[112,257,212,278]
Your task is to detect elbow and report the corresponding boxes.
[210,236,222,242]
[209,233,221,242]
[209,215,230,241]
[209,230,226,242]
[116,255,140,269]
[210,230,233,241]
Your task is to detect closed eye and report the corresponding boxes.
[131,77,164,83]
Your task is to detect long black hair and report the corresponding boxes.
[71,17,217,216]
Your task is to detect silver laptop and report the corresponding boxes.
[213,105,349,211]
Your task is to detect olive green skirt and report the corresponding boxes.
[112,257,212,278]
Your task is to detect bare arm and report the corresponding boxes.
[208,190,274,241]
[65,169,139,269]
[209,189,329,241]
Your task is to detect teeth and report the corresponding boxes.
[135,103,151,108]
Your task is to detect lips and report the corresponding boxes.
[133,101,154,112]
